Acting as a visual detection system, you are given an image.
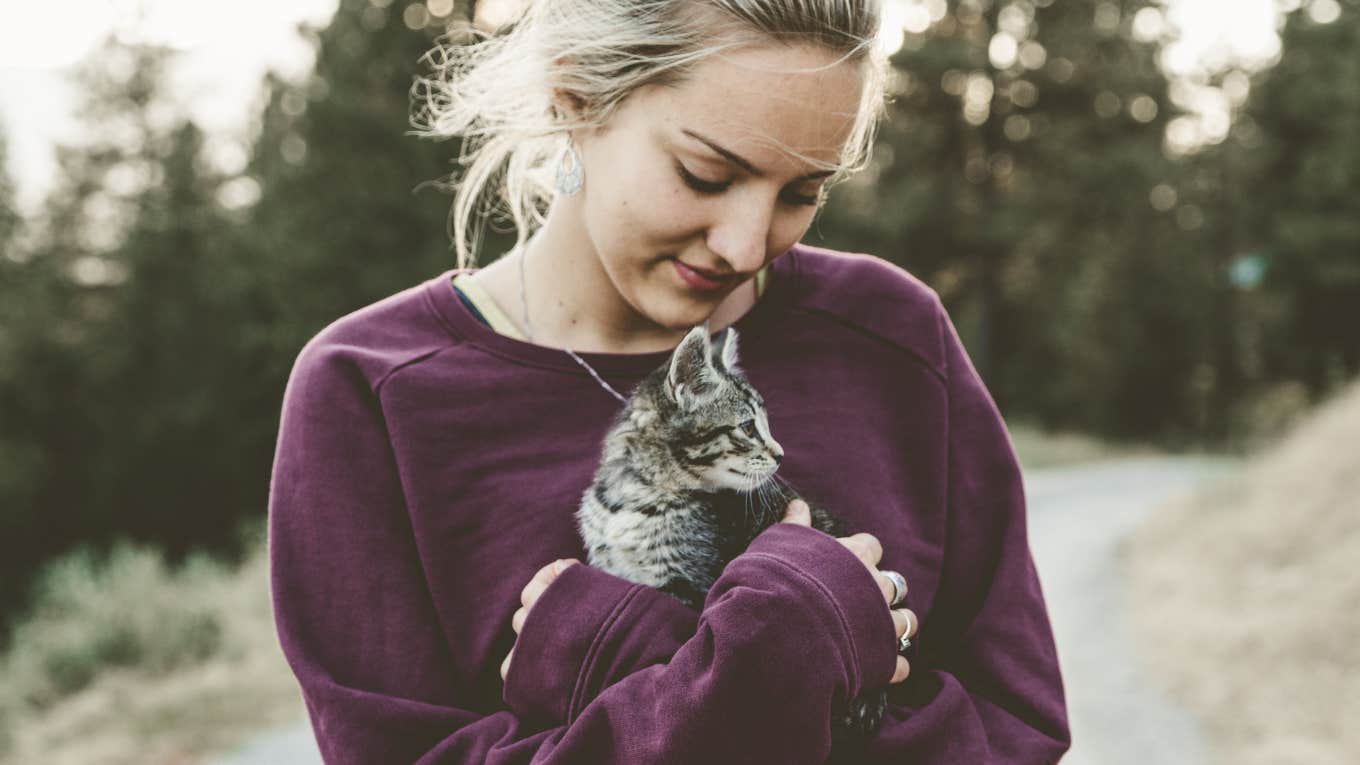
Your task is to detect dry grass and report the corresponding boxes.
[1125,381,1360,765]
[1007,422,1156,470]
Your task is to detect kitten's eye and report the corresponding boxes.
[739,419,759,439]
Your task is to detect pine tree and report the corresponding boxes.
[0,36,225,624]
[815,0,1213,440]
[0,130,19,253]
[84,119,253,551]
[1245,0,1360,394]
[243,0,478,374]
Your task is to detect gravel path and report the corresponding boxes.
[215,456,1229,764]
[1027,456,1231,764]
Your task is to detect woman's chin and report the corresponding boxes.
[641,290,726,331]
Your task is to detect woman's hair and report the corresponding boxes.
[410,0,887,268]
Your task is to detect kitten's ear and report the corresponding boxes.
[715,327,740,372]
[667,325,718,408]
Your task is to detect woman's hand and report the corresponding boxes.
[501,557,581,680]
[781,499,916,685]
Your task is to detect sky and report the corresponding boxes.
[0,0,1296,216]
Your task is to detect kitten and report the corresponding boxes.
[575,325,889,750]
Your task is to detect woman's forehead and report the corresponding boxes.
[647,45,864,170]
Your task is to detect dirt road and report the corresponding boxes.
[1027,456,1230,764]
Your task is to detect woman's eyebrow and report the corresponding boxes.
[680,128,835,182]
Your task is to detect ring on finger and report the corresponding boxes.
[897,610,914,652]
[882,570,908,607]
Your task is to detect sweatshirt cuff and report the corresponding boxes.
[502,562,699,725]
[743,523,899,696]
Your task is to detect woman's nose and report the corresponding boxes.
[706,199,774,273]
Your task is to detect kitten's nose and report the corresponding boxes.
[769,440,784,463]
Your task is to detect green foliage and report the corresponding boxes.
[0,2,474,630]
[0,522,277,759]
[817,0,1212,440]
[1242,0,1360,392]
[0,542,229,712]
[0,133,20,251]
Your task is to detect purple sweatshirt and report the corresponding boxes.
[268,244,1070,764]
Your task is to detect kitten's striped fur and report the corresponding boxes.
[575,325,888,752]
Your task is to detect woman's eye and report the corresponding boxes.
[783,189,821,207]
[676,163,730,194]
[678,162,821,207]
[740,419,759,439]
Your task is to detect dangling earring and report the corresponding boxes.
[555,137,584,196]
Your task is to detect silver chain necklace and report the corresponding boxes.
[517,242,629,404]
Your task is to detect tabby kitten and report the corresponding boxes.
[575,324,889,749]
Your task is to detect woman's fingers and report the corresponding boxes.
[507,559,581,682]
[888,608,917,684]
[837,532,883,569]
[892,608,917,640]
[520,558,580,608]
[891,655,911,684]
[781,498,812,526]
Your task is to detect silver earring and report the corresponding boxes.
[555,139,584,196]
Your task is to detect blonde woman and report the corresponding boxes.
[268,0,1070,762]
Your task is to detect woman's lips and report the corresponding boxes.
[672,260,733,292]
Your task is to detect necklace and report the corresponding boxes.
[516,241,630,404]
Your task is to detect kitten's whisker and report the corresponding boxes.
[746,476,762,531]
[757,476,779,525]
[771,473,797,504]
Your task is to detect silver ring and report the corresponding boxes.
[898,609,914,652]
[882,570,908,607]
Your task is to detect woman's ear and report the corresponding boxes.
[550,88,587,123]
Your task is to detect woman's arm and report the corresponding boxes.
[269,337,898,764]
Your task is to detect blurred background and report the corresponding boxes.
[0,0,1355,762]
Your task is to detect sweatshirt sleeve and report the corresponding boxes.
[500,561,700,725]
[858,297,1070,763]
[268,337,900,765]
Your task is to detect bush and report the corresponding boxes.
[0,540,239,714]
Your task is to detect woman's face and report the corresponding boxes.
[569,43,866,331]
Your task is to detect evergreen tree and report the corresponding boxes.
[0,37,214,625]
[84,120,251,551]
[815,0,1214,440]
[0,130,19,253]
[1244,0,1360,394]
[215,0,484,569]
[243,0,477,374]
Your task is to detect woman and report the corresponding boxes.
[268,0,1071,762]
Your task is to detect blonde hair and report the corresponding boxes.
[410,0,887,268]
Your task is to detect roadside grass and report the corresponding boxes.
[1007,421,1157,470]
[0,527,304,765]
[1126,381,1360,765]
[0,422,1135,763]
